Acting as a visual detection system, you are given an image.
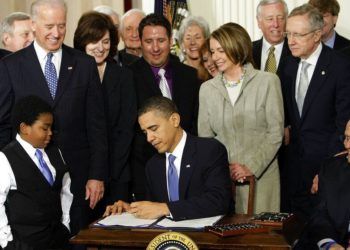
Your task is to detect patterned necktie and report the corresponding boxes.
[168,154,179,201]
[264,46,277,73]
[35,149,54,186]
[158,68,172,99]
[296,61,310,116]
[45,53,58,99]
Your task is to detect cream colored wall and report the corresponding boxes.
[1,0,349,47]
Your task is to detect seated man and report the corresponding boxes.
[104,96,232,221]
[296,120,350,250]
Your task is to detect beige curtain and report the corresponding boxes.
[0,0,124,47]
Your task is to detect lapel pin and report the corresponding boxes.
[186,164,191,168]
[321,71,325,75]
[68,66,73,70]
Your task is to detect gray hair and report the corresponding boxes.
[31,0,67,21]
[93,5,119,20]
[256,0,288,18]
[120,9,145,32]
[289,3,324,31]
[178,16,210,44]
[0,12,31,40]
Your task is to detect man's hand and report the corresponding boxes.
[229,163,253,182]
[85,179,104,209]
[103,200,130,217]
[311,175,319,194]
[129,201,170,219]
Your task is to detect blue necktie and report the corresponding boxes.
[35,149,54,186]
[168,154,179,201]
[45,53,58,99]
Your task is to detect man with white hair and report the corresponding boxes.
[0,12,34,52]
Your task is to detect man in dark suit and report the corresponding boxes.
[309,0,350,50]
[0,48,10,59]
[104,96,232,220]
[0,0,108,237]
[128,13,199,201]
[295,121,350,250]
[281,4,350,220]
[253,0,291,76]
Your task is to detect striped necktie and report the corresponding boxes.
[264,46,277,73]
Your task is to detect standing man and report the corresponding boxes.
[0,0,108,237]
[281,4,350,220]
[120,9,145,58]
[309,0,350,50]
[253,0,291,76]
[129,13,199,201]
[0,12,34,53]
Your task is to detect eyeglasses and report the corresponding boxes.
[283,30,318,40]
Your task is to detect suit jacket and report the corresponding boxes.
[128,55,199,197]
[198,63,284,213]
[252,38,291,78]
[280,44,350,193]
[145,134,232,221]
[0,49,10,59]
[0,44,108,204]
[341,45,350,58]
[333,32,350,51]
[102,60,136,183]
[114,49,140,67]
[296,155,350,249]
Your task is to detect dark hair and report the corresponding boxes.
[138,96,179,119]
[11,95,53,133]
[308,0,340,16]
[74,11,117,59]
[138,13,171,40]
[210,22,254,66]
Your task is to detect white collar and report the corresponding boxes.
[166,131,187,159]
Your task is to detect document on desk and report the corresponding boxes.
[155,215,223,230]
[94,213,157,228]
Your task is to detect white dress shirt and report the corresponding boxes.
[261,38,285,71]
[0,135,73,248]
[33,40,62,77]
[295,43,323,101]
[165,131,187,201]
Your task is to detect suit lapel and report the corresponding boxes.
[157,154,169,201]
[54,45,76,107]
[253,39,262,69]
[301,47,329,121]
[141,58,161,95]
[22,45,53,105]
[287,57,301,123]
[178,134,196,200]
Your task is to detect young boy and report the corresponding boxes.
[0,95,72,250]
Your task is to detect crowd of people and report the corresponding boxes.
[0,0,350,249]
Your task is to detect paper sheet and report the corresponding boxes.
[156,215,223,229]
[96,213,157,227]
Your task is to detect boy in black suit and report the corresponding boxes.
[0,96,72,250]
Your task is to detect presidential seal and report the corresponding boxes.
[146,232,198,250]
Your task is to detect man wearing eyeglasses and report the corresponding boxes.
[280,4,350,221]
[309,0,350,50]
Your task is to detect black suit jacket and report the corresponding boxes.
[128,56,199,197]
[145,134,232,221]
[333,32,350,51]
[114,49,140,67]
[0,44,108,204]
[297,155,350,249]
[0,48,10,59]
[102,60,136,183]
[252,38,291,77]
[280,45,350,192]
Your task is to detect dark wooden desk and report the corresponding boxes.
[70,214,301,250]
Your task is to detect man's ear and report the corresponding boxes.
[2,33,11,46]
[170,113,180,128]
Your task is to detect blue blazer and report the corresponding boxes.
[145,134,233,221]
[0,43,108,204]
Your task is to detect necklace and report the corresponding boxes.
[222,66,246,88]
